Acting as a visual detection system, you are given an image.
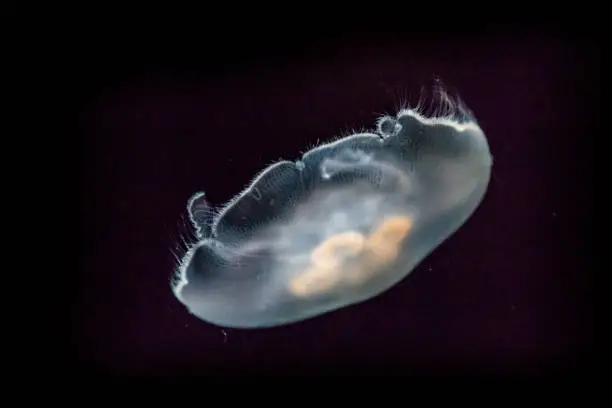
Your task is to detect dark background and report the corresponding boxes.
[74,23,596,377]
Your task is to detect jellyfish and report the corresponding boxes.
[172,93,492,328]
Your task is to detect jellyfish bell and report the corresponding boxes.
[173,93,492,329]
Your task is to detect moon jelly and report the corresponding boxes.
[172,93,492,328]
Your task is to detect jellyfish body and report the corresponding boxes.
[173,101,492,328]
